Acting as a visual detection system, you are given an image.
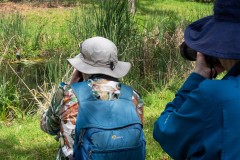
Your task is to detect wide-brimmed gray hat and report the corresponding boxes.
[67,36,131,78]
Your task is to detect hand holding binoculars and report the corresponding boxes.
[180,42,221,79]
[180,42,220,66]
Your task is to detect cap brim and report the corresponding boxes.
[184,16,240,59]
[67,55,131,78]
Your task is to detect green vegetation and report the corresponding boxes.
[0,116,58,159]
[0,0,214,159]
[0,76,22,122]
[0,90,174,160]
[144,90,175,159]
[0,0,213,90]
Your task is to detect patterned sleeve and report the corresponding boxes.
[40,85,65,135]
[132,90,144,125]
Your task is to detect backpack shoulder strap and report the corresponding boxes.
[71,81,141,129]
[119,84,133,101]
[70,81,95,101]
[71,82,134,102]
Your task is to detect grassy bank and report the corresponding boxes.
[0,116,58,159]
[0,90,174,160]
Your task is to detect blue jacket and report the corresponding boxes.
[153,72,240,160]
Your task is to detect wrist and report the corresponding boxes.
[193,69,210,79]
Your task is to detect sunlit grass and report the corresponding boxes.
[0,115,58,159]
[138,0,213,22]
[144,90,175,160]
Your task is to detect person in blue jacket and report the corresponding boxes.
[153,0,240,159]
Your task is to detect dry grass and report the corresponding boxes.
[0,2,38,14]
[0,2,75,15]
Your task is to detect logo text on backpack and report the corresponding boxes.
[112,135,123,140]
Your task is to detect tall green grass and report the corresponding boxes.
[0,75,23,123]
[0,58,72,122]
[68,0,139,55]
[67,0,200,94]
[0,12,47,60]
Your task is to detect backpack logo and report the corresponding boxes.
[111,135,123,140]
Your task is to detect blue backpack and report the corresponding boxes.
[71,82,146,160]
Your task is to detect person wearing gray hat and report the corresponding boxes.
[153,0,240,159]
[40,36,146,160]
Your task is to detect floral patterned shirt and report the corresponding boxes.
[40,78,144,159]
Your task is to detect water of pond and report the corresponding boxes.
[0,59,70,114]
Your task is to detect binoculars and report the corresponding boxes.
[180,42,220,66]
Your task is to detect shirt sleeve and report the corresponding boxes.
[40,85,65,135]
[153,73,207,159]
[132,90,144,125]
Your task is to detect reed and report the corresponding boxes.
[0,12,25,60]
[68,0,138,54]
[0,12,48,60]
[0,75,22,123]
[68,8,95,43]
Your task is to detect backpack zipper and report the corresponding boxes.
[86,142,144,160]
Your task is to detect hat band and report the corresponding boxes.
[80,54,118,70]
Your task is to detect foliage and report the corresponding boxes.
[0,76,23,122]
[68,0,139,58]
[0,12,47,60]
[0,0,213,116]
[93,0,136,52]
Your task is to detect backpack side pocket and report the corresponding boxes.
[77,124,145,160]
